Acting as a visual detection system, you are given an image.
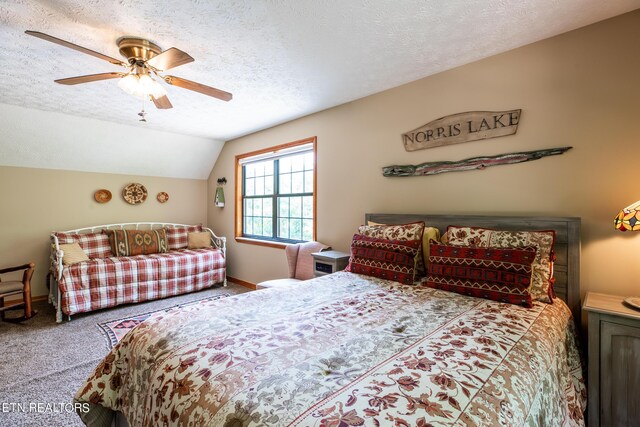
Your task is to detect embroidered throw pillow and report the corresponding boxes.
[166,225,203,250]
[345,234,421,285]
[445,226,556,303]
[104,228,169,257]
[425,242,537,307]
[59,243,90,265]
[54,231,113,259]
[368,221,440,271]
[358,221,426,276]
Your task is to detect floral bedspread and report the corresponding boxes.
[75,272,586,427]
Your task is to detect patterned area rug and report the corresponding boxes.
[97,293,230,349]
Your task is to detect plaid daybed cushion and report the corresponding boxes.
[58,248,225,316]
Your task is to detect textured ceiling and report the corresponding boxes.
[0,0,638,177]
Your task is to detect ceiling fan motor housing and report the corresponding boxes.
[117,37,162,65]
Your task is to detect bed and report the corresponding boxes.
[74,214,586,427]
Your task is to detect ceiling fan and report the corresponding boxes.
[25,30,232,109]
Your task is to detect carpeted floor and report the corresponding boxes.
[0,283,250,427]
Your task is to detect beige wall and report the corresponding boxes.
[0,166,208,297]
[208,10,640,299]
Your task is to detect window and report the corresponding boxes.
[235,137,316,247]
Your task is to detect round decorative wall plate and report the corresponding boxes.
[122,183,147,205]
[157,192,169,203]
[94,189,112,203]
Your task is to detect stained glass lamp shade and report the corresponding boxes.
[614,200,640,310]
[614,200,640,231]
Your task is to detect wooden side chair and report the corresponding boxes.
[0,262,36,322]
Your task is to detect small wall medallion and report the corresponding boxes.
[94,189,112,203]
[157,192,169,203]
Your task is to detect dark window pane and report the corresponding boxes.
[255,176,265,195]
[263,198,273,217]
[303,196,313,219]
[279,218,289,239]
[253,217,263,236]
[304,171,313,193]
[253,199,262,217]
[263,218,272,236]
[244,200,253,231]
[280,173,291,194]
[265,161,274,175]
[303,219,313,241]
[279,197,290,218]
[280,157,291,173]
[291,171,304,193]
[264,175,274,195]
[290,197,302,218]
[291,154,304,172]
[254,161,264,177]
[304,152,314,171]
[245,164,255,178]
[290,219,302,240]
[245,177,255,196]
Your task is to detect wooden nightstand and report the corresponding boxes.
[311,250,350,277]
[583,292,640,427]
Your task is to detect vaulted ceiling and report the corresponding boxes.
[1,0,638,179]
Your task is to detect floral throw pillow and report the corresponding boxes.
[345,234,422,285]
[358,221,426,276]
[425,242,537,307]
[445,226,556,303]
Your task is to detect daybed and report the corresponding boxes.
[75,214,586,427]
[48,222,226,323]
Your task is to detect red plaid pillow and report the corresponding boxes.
[54,232,113,259]
[345,234,421,285]
[166,225,202,250]
[425,242,536,307]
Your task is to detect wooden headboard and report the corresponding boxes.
[365,214,581,321]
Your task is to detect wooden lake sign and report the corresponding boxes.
[402,109,521,151]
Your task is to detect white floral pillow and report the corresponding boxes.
[445,226,556,303]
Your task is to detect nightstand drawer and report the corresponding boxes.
[314,261,334,274]
[599,320,640,426]
[584,292,640,427]
[311,250,350,277]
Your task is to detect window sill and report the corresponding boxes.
[235,237,287,249]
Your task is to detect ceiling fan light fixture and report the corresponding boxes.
[118,73,166,100]
[118,73,142,98]
[139,74,166,99]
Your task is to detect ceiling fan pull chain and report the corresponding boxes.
[138,99,147,122]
